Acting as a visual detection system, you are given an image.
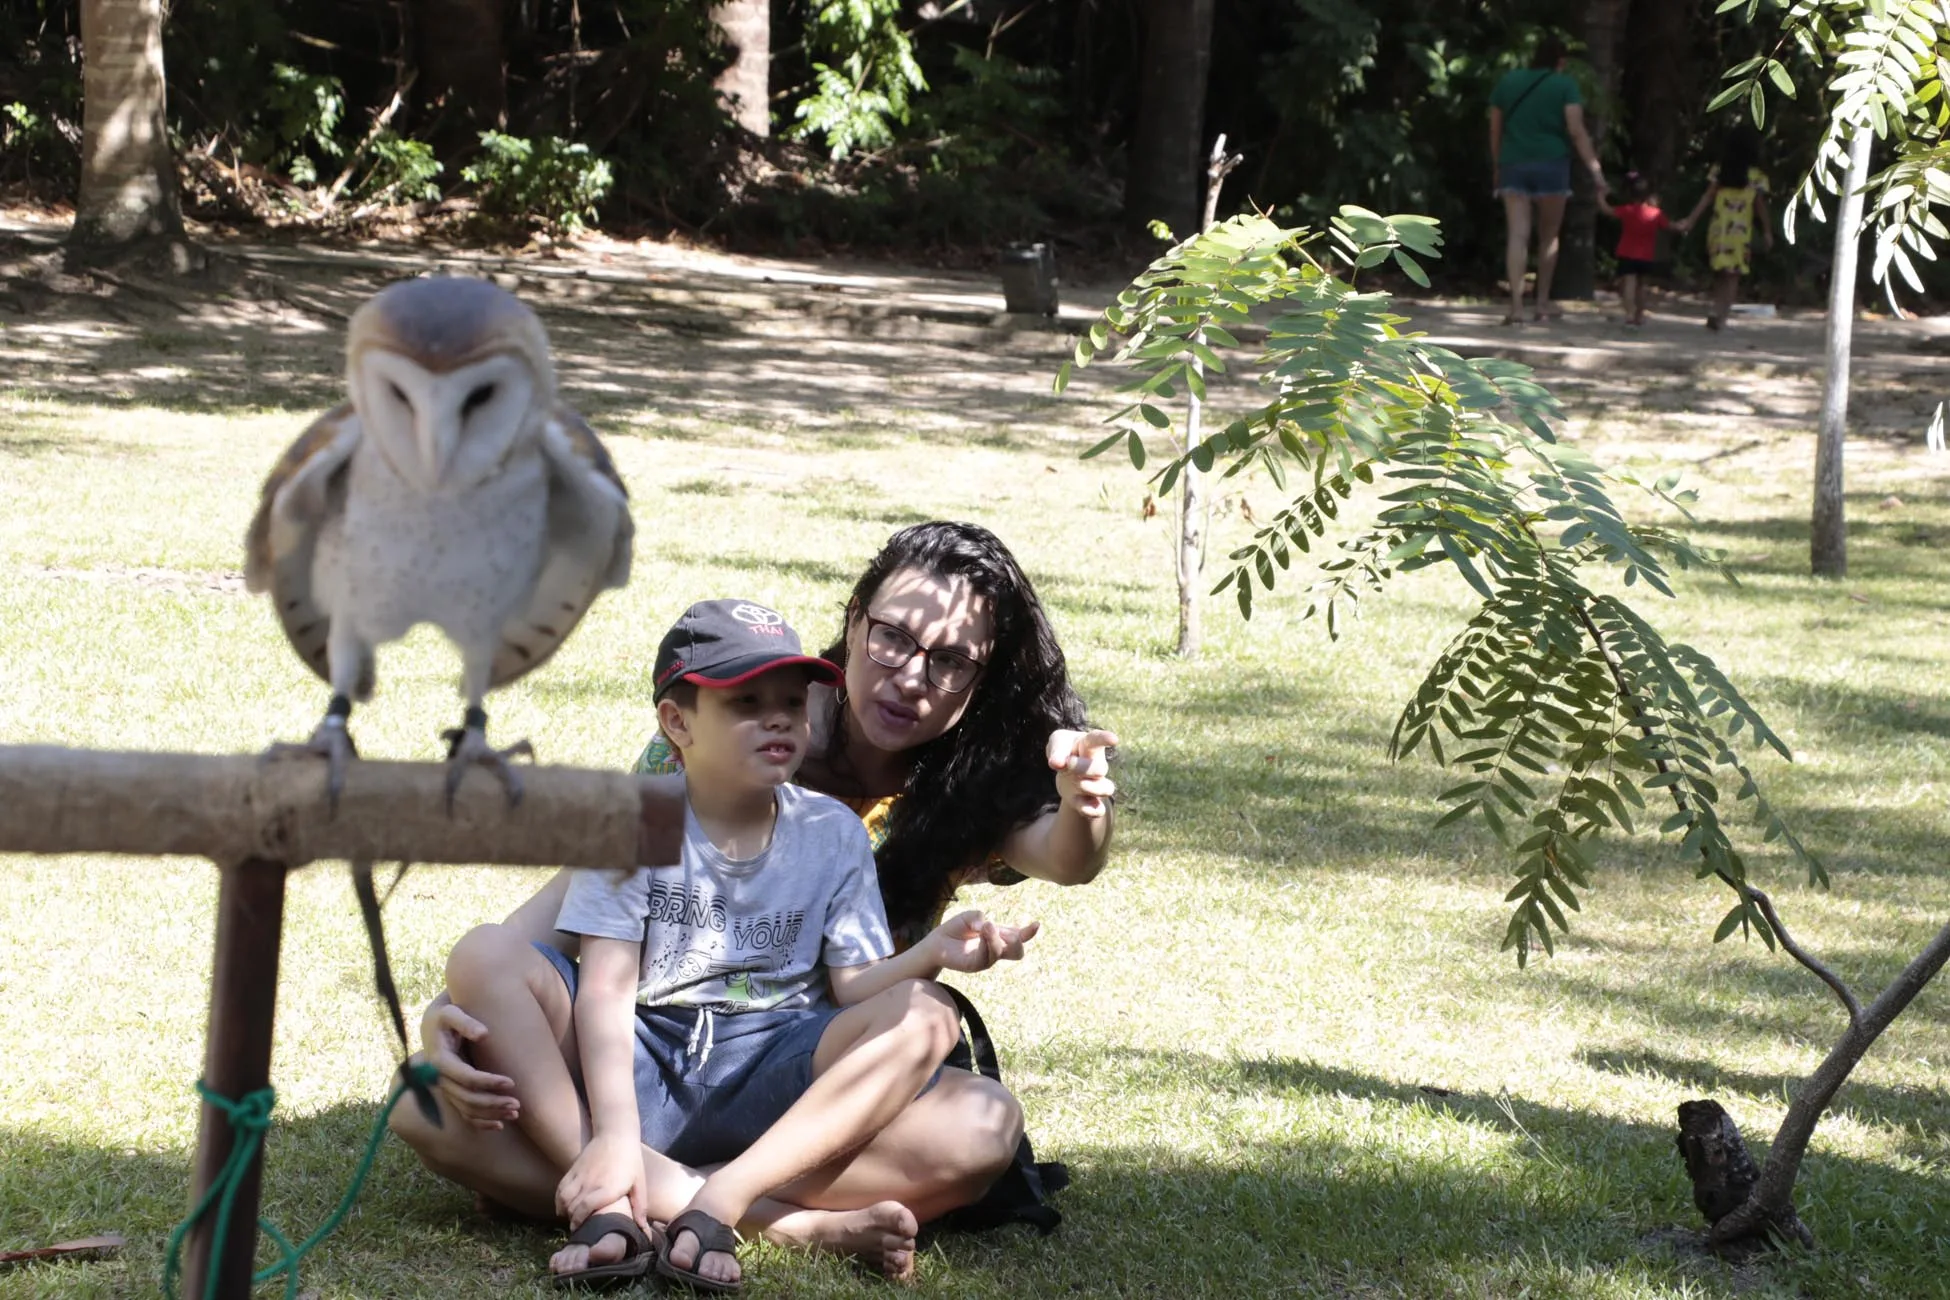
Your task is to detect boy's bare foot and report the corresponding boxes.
[768,1201,920,1281]
[549,1196,637,1277]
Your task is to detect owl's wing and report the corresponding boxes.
[245,404,361,685]
[488,405,634,689]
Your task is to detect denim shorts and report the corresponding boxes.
[1498,157,1572,198]
[537,944,838,1168]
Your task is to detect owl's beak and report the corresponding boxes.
[412,413,459,490]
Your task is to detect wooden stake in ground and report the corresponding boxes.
[1811,123,1874,579]
[1176,133,1243,659]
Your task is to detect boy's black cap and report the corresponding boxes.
[652,599,843,702]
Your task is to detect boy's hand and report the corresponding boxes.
[929,909,1040,975]
[421,999,519,1130]
[556,1133,648,1230]
[1048,728,1118,816]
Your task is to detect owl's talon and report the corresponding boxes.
[442,725,534,814]
[265,712,359,816]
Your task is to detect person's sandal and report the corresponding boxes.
[657,1208,744,1294]
[550,1213,662,1290]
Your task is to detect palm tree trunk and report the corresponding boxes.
[70,0,183,256]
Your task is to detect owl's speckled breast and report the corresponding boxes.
[318,445,550,651]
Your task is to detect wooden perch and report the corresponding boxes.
[0,745,685,869]
[0,744,690,1300]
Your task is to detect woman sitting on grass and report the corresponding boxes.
[391,520,1118,1280]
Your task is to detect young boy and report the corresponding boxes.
[544,598,1038,1291]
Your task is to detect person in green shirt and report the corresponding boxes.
[1488,38,1608,325]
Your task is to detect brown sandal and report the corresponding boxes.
[551,1213,661,1290]
[658,1208,744,1294]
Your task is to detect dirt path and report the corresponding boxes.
[3,212,1945,449]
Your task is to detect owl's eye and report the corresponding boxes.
[462,383,497,416]
[388,382,410,407]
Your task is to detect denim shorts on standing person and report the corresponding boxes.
[538,943,839,1169]
[1498,158,1571,198]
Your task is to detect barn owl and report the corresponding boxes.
[245,277,634,1113]
[245,275,633,804]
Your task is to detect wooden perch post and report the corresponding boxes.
[0,745,686,1300]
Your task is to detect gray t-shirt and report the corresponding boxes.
[557,783,893,1012]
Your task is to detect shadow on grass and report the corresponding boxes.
[1694,510,1950,583]
[1544,953,1950,1044]
[9,1046,1949,1298]
[1577,1045,1950,1133]
[986,1049,1947,1297]
[1,265,1091,469]
[1748,678,1950,744]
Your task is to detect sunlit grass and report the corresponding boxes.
[2,296,1947,1299]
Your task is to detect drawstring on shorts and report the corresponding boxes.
[685,1008,716,1074]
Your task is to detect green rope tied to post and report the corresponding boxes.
[162,1061,440,1300]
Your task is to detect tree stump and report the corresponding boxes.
[1674,1099,1812,1250]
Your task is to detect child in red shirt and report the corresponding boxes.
[1599,173,1692,328]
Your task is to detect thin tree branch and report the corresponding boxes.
[1710,913,1950,1246]
[1744,885,1862,1025]
[321,73,416,212]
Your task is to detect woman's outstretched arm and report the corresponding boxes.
[1000,728,1118,886]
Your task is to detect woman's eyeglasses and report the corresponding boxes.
[863,616,986,694]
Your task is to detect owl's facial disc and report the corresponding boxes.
[360,351,538,492]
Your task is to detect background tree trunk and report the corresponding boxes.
[70,0,183,257]
[415,0,508,155]
[1559,0,1631,300]
[1124,0,1215,237]
[711,0,770,137]
[1811,124,1873,579]
[1621,0,1704,187]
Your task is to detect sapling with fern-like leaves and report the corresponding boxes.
[1059,209,1950,1250]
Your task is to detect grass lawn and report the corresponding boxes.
[2,268,1948,1300]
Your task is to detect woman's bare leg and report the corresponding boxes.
[1502,192,1533,321]
[1533,193,1569,316]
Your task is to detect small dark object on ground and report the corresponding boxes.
[1675,1099,1812,1250]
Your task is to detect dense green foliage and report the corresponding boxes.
[461,133,613,237]
[8,0,1949,293]
[1061,212,1821,963]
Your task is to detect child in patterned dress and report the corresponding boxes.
[1682,132,1773,329]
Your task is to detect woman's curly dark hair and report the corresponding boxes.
[822,522,1090,937]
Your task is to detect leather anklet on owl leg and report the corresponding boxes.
[265,693,360,814]
[441,705,535,812]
